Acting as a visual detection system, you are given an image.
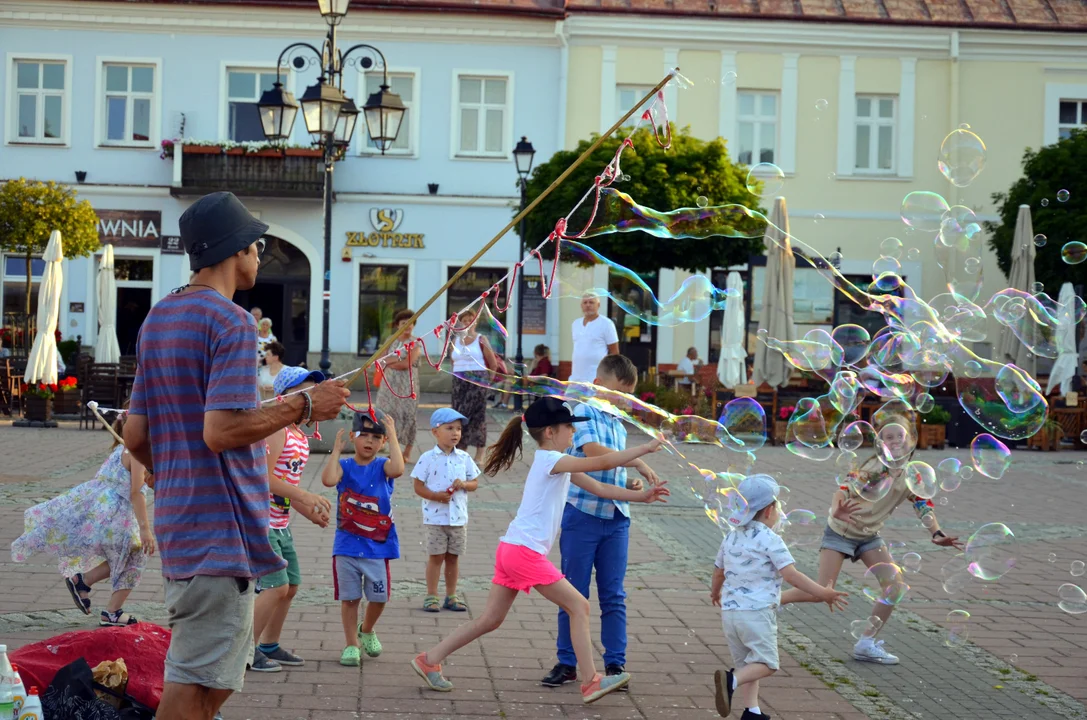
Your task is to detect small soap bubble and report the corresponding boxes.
[937,458,962,492]
[1080,429,1087,443]
[814,213,825,223]
[863,563,910,606]
[696,196,709,208]
[938,128,986,187]
[1057,189,1070,202]
[1031,281,1044,294]
[829,250,843,266]
[747,162,785,196]
[964,360,982,378]
[1071,561,1086,577]
[722,70,738,84]
[964,257,981,274]
[902,552,922,574]
[960,123,971,129]
[906,247,920,260]
[1058,583,1087,614]
[946,609,970,647]
[914,393,935,413]
[880,237,904,260]
[939,496,949,505]
[1041,198,1050,207]
[1062,241,1087,265]
[1008,654,1018,665]
[1049,553,1058,563]
[827,171,837,180]
[1033,233,1047,247]
[815,98,829,111]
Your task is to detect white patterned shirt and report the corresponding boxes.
[412,446,480,527]
[714,522,795,611]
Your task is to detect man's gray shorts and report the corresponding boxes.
[333,555,391,602]
[164,576,255,691]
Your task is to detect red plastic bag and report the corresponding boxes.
[11,623,170,710]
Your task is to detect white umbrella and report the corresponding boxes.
[995,205,1037,377]
[95,244,121,363]
[23,230,64,385]
[717,270,747,388]
[751,197,795,389]
[1046,282,1077,396]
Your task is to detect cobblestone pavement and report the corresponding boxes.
[0,396,1084,720]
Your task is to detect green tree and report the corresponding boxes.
[519,125,765,274]
[985,129,1087,292]
[0,178,100,348]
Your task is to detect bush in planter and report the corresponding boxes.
[920,406,952,425]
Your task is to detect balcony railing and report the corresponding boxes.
[171,146,323,199]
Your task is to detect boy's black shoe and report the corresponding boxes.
[740,711,770,720]
[606,664,629,692]
[714,669,735,717]
[540,663,577,687]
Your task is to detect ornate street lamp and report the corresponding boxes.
[511,136,535,412]
[300,78,345,138]
[333,95,359,148]
[256,81,299,142]
[317,0,351,25]
[362,83,406,153]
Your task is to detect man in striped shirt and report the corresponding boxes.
[124,192,348,720]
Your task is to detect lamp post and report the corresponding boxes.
[257,0,405,374]
[512,136,536,412]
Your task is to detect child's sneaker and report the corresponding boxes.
[248,649,282,673]
[359,629,383,657]
[412,652,454,691]
[263,646,304,666]
[713,668,735,717]
[852,636,899,665]
[739,711,771,720]
[581,671,629,704]
[605,664,629,692]
[340,646,361,667]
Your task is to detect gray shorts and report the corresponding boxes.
[426,524,467,556]
[164,576,254,691]
[820,525,886,562]
[333,555,391,602]
[722,608,780,670]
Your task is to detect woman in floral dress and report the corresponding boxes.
[377,308,423,462]
[450,308,497,463]
[11,412,153,626]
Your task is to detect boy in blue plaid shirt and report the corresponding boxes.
[541,354,661,689]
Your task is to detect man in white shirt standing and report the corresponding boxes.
[569,293,619,383]
[676,346,703,386]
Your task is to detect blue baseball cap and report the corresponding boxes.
[430,407,468,428]
[273,366,326,396]
[727,474,781,527]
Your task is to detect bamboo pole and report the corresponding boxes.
[345,69,679,387]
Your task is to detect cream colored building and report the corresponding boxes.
[553,5,1087,376]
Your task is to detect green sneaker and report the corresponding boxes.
[340,646,361,667]
[359,629,383,658]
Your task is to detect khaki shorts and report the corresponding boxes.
[722,608,780,670]
[426,524,467,556]
[164,576,255,691]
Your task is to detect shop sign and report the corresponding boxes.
[160,235,184,254]
[345,208,425,249]
[96,210,162,248]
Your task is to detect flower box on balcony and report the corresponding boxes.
[175,147,323,199]
[285,147,323,158]
[183,145,222,155]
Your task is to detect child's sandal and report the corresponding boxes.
[100,609,138,627]
[66,574,92,615]
[423,595,441,612]
[442,594,468,612]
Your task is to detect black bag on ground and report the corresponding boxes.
[42,658,155,720]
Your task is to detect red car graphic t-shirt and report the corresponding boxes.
[333,456,399,559]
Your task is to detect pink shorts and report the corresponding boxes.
[492,541,564,594]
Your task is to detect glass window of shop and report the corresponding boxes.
[748,264,834,350]
[358,264,409,355]
[447,267,508,356]
[834,274,902,336]
[2,256,45,351]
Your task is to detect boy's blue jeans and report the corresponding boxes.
[556,503,629,668]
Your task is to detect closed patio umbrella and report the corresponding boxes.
[1045,282,1077,396]
[95,244,121,364]
[23,230,64,386]
[995,205,1037,377]
[751,197,795,389]
[717,271,748,388]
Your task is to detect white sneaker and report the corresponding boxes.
[853,637,899,664]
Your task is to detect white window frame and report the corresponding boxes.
[854,94,897,175]
[449,69,514,160]
[735,90,780,167]
[94,57,162,149]
[1058,99,1087,139]
[218,62,293,143]
[4,53,73,146]
[350,257,416,357]
[615,84,654,125]
[358,67,420,158]
[1044,83,1087,146]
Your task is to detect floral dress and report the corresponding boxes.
[11,446,147,592]
[377,337,420,447]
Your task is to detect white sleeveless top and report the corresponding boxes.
[452,335,486,372]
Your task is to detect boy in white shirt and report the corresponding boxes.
[710,475,848,720]
[413,408,481,613]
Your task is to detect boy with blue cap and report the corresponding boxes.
[412,408,481,612]
[709,474,848,720]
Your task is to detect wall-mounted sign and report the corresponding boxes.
[345,208,425,249]
[69,302,85,313]
[96,210,162,248]
[520,275,547,334]
[160,235,184,254]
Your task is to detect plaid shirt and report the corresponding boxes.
[566,404,630,519]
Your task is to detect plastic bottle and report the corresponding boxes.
[9,664,24,717]
[0,645,15,720]
[15,687,39,720]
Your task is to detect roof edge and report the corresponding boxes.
[74,0,567,20]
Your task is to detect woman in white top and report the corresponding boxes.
[411,397,668,704]
[258,341,286,400]
[257,317,277,365]
[449,309,496,462]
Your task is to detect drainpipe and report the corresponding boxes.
[556,20,569,151]
[949,30,961,208]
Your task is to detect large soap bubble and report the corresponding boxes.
[964,522,1018,581]
[863,563,910,606]
[936,457,963,492]
[747,162,784,196]
[901,191,949,232]
[970,434,1012,479]
[1057,584,1087,615]
[937,128,986,187]
[904,460,937,499]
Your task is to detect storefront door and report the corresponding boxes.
[233,236,310,366]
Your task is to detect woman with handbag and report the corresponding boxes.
[450,308,498,463]
[377,309,423,463]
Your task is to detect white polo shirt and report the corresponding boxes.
[570,315,619,383]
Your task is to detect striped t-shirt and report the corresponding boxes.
[269,425,310,530]
[128,288,286,581]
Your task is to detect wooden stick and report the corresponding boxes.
[345,70,679,388]
[86,401,125,445]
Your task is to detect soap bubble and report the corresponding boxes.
[1062,241,1087,265]
[1034,234,1047,247]
[1071,561,1085,577]
[1057,189,1070,202]
[964,257,981,274]
[914,393,935,413]
[941,555,970,594]
[964,360,982,378]
[936,458,962,492]
[970,434,1012,479]
[835,450,859,484]
[815,98,829,111]
[829,250,843,267]
[848,615,883,640]
[696,196,709,208]
[904,460,938,499]
[946,609,971,646]
[831,325,871,366]
[720,397,768,451]
[1008,654,1018,665]
[1042,198,1050,207]
[902,191,950,232]
[938,128,986,187]
[814,213,825,222]
[907,247,920,260]
[747,163,785,196]
[722,70,737,84]
[1049,553,1058,563]
[880,237,904,259]
[995,364,1044,414]
[848,466,895,503]
[875,421,916,470]
[1031,281,1045,294]
[965,522,1018,581]
[863,563,910,606]
[902,552,922,574]
[780,509,819,548]
[1081,429,1087,444]
[872,255,902,280]
[939,205,982,251]
[1057,584,1087,614]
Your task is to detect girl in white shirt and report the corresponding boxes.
[412,397,668,704]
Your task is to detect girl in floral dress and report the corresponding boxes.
[11,412,153,626]
[377,308,422,462]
